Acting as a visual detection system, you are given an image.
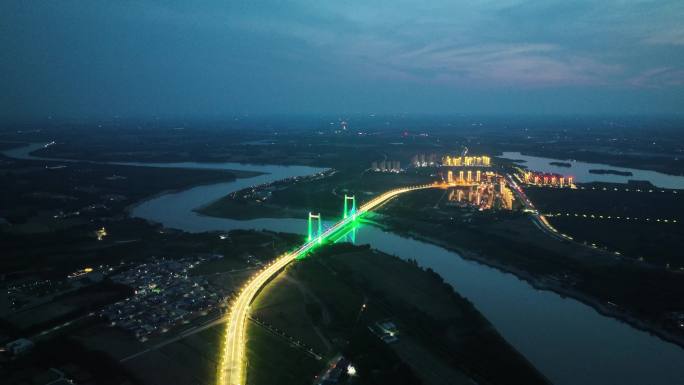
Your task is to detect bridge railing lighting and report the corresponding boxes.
[217,184,434,385]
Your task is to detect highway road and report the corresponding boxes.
[217,184,437,385]
[505,174,573,242]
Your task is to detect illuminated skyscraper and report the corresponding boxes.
[501,188,514,210]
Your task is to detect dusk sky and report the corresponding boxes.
[2,1,683,120]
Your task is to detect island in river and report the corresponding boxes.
[589,169,633,176]
[549,161,572,167]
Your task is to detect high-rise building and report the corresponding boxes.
[447,170,453,183]
[371,161,378,171]
[442,155,491,167]
[459,170,464,182]
[476,170,481,182]
[467,170,472,182]
[501,187,514,210]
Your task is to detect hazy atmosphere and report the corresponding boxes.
[3,3,684,385]
[2,0,684,120]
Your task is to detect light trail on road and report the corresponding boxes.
[217,183,437,385]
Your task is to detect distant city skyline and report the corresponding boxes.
[1,1,683,121]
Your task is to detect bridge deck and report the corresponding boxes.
[217,184,436,385]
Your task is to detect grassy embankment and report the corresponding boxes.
[245,243,549,385]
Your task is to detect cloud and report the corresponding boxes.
[103,1,683,88]
[628,67,684,88]
[643,28,684,46]
[314,32,621,88]
[1,0,683,118]
[170,0,671,88]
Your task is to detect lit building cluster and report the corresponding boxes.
[442,155,491,167]
[445,169,492,185]
[445,172,515,210]
[102,256,229,341]
[500,181,514,210]
[371,160,402,173]
[520,171,575,188]
[411,153,438,167]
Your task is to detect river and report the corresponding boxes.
[4,143,684,385]
[501,151,684,189]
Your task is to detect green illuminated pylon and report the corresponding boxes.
[344,194,356,218]
[308,212,321,242]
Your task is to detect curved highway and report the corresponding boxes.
[217,183,438,385]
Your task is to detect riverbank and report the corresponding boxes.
[123,169,263,217]
[249,243,550,385]
[371,219,684,351]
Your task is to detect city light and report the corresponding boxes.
[96,227,107,241]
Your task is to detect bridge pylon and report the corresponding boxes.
[307,212,322,242]
[343,194,356,219]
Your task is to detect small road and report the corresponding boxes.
[505,174,570,242]
[120,313,229,363]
